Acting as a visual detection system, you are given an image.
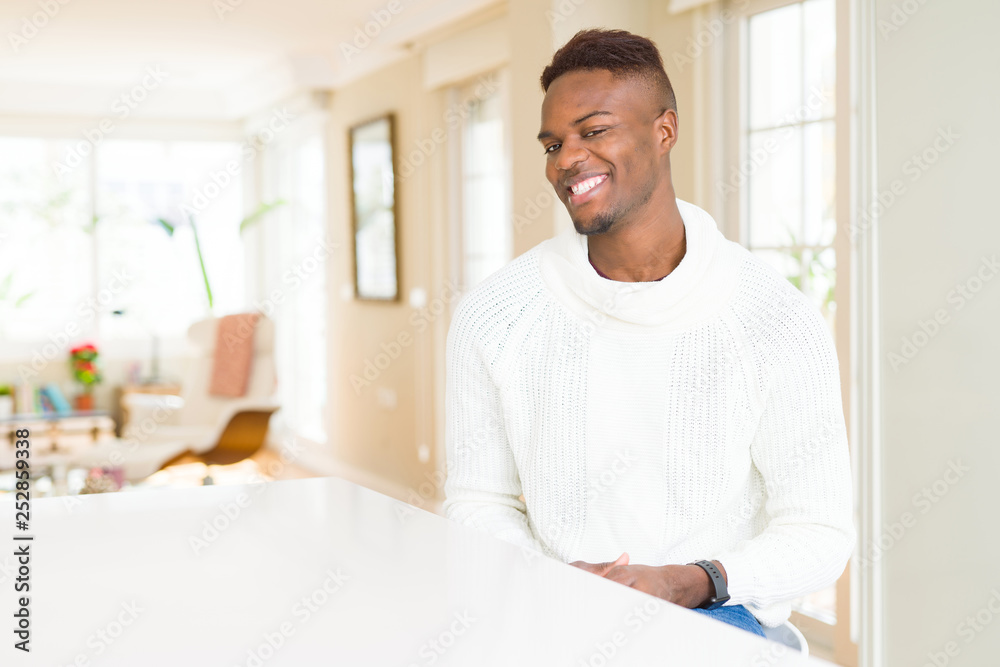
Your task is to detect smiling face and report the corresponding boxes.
[538,69,676,236]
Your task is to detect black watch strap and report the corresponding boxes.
[688,560,730,610]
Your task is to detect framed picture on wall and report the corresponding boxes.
[348,113,399,301]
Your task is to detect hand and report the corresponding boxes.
[569,551,630,576]
[603,562,722,609]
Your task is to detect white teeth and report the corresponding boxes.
[571,175,606,196]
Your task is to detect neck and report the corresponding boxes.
[587,184,686,282]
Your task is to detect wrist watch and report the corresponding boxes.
[688,560,730,610]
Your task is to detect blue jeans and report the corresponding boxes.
[692,604,765,638]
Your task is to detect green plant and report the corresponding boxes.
[0,385,12,397]
[0,163,89,319]
[0,271,35,308]
[156,215,213,308]
[155,199,286,310]
[781,228,836,311]
[239,199,287,234]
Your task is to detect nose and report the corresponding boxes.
[554,137,588,174]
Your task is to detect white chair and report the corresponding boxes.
[75,317,279,482]
[762,620,808,656]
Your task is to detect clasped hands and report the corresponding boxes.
[569,552,724,609]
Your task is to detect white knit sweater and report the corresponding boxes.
[442,198,855,627]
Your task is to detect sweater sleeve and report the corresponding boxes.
[441,299,552,558]
[714,296,856,611]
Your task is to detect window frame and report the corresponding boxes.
[721,0,857,663]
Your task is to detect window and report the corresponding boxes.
[0,137,244,361]
[96,140,245,340]
[1,126,327,444]
[726,0,854,663]
[458,70,511,290]
[744,0,837,332]
[258,126,328,445]
[0,138,93,345]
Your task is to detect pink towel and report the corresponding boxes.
[208,313,260,397]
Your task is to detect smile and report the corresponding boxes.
[567,174,608,205]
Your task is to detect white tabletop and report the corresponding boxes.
[3,477,827,666]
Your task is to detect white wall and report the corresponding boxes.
[874,0,1000,664]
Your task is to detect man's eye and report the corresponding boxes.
[585,129,607,138]
[545,144,561,154]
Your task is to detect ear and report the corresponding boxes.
[656,108,679,156]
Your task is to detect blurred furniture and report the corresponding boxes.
[0,412,116,492]
[0,411,115,462]
[76,316,278,482]
[762,620,809,655]
[116,382,182,436]
[171,409,278,466]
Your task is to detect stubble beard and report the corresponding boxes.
[571,178,656,237]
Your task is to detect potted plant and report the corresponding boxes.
[0,384,13,419]
[69,343,102,411]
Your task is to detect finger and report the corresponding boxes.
[598,552,630,576]
[571,561,616,575]
[569,561,603,574]
[570,560,611,576]
[570,552,630,576]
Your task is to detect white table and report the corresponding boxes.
[3,477,828,666]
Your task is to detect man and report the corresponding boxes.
[442,28,854,638]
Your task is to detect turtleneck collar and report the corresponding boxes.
[538,198,742,329]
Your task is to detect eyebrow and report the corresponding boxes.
[537,110,614,141]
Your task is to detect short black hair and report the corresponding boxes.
[540,29,677,117]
